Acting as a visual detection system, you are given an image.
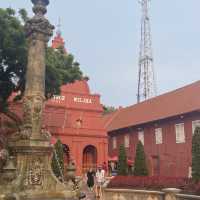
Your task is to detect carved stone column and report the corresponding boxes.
[22,0,54,140]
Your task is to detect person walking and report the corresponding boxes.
[86,168,95,191]
[95,165,105,199]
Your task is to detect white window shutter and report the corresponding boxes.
[155,128,162,144]
[175,123,185,143]
[124,135,130,148]
[138,131,144,145]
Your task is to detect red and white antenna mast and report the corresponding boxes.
[137,0,156,103]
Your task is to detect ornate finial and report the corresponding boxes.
[31,0,49,16]
[32,0,49,6]
[25,0,54,41]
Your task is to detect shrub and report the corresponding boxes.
[192,126,200,182]
[134,141,148,176]
[51,139,64,179]
[107,176,200,195]
[117,144,128,175]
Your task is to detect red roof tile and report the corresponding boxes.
[102,109,122,128]
[105,81,200,132]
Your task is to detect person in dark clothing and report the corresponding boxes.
[86,168,95,191]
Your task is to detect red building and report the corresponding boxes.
[49,29,107,175]
[44,80,108,175]
[105,81,200,177]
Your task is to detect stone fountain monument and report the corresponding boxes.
[0,0,80,199]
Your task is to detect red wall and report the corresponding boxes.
[108,112,200,177]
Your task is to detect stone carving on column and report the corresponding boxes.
[27,157,44,186]
[0,149,9,173]
[21,96,32,139]
[1,156,17,183]
[21,95,44,139]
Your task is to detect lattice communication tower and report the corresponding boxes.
[137,0,156,103]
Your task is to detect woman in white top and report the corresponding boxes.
[95,165,105,198]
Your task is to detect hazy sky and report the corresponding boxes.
[1,1,200,107]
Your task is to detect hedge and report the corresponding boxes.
[107,176,200,195]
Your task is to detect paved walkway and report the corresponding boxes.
[81,178,109,200]
[82,183,96,200]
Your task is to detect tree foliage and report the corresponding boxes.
[103,105,116,115]
[51,139,64,179]
[45,48,83,97]
[0,8,84,122]
[192,127,200,182]
[0,8,27,112]
[117,144,128,175]
[134,141,148,176]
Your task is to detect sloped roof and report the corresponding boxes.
[102,109,122,128]
[105,81,200,132]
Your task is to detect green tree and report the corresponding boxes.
[117,144,128,175]
[45,48,83,97]
[0,8,27,115]
[103,105,116,115]
[0,8,84,123]
[51,139,64,179]
[192,127,200,182]
[134,141,148,176]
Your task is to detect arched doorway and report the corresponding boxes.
[82,145,97,173]
[62,144,70,167]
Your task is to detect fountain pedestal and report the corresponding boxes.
[6,139,79,200]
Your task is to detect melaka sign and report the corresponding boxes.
[52,95,94,104]
[74,97,93,104]
[53,95,65,101]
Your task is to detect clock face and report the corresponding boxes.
[76,119,83,128]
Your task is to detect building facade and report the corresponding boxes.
[2,80,108,176]
[45,80,108,175]
[106,81,200,177]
